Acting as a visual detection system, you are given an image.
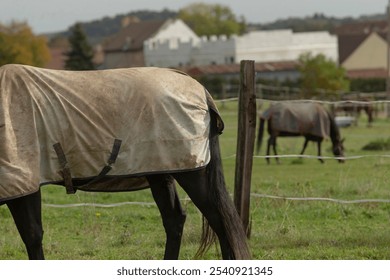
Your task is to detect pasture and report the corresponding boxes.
[1,99,390,259]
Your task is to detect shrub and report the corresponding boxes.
[362,138,390,151]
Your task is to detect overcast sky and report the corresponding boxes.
[1,0,389,34]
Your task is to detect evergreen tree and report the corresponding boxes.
[65,23,95,70]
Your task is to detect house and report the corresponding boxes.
[144,29,338,68]
[334,20,388,79]
[103,18,198,68]
[143,19,200,67]
[45,47,66,70]
[234,29,338,64]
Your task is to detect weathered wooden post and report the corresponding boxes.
[234,60,256,236]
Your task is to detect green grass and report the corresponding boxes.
[1,100,390,259]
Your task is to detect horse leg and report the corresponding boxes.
[300,138,309,156]
[270,136,280,164]
[266,137,272,164]
[6,189,44,260]
[173,169,235,259]
[267,136,279,164]
[146,174,186,260]
[316,140,324,163]
[366,107,373,127]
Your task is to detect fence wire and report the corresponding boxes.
[214,97,390,105]
[43,192,390,209]
[255,154,390,161]
[251,193,390,204]
[43,201,156,208]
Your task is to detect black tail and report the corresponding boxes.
[197,110,251,259]
[256,117,265,154]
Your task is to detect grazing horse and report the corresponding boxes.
[257,102,345,164]
[336,99,374,126]
[0,64,250,260]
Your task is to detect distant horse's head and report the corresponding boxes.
[332,138,345,163]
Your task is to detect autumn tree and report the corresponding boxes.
[0,21,50,67]
[64,23,95,70]
[298,52,349,97]
[178,3,246,37]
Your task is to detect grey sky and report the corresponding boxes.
[1,0,389,34]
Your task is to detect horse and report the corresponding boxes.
[336,99,374,126]
[0,64,250,260]
[257,102,345,164]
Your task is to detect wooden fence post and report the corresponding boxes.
[234,60,256,236]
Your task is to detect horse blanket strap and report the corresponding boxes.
[107,139,122,166]
[84,138,122,187]
[53,142,76,194]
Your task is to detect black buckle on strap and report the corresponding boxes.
[53,142,75,194]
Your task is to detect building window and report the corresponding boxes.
[224,56,235,64]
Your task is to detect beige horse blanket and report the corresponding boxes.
[0,64,221,202]
[262,102,330,138]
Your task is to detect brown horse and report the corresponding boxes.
[257,102,345,164]
[336,99,374,126]
[0,64,250,260]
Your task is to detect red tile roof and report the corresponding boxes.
[104,20,166,52]
[335,20,388,64]
[338,34,368,64]
[347,68,388,79]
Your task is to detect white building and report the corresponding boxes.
[143,19,200,67]
[144,28,338,67]
[235,29,338,63]
[103,18,199,68]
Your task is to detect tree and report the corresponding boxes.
[178,3,246,37]
[0,21,50,67]
[298,52,349,97]
[65,23,95,70]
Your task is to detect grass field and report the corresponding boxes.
[1,100,390,259]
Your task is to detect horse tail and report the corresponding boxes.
[256,117,265,154]
[196,109,251,259]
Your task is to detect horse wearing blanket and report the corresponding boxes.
[257,102,345,164]
[0,64,250,260]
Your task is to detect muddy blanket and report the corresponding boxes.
[261,102,330,138]
[0,65,221,202]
